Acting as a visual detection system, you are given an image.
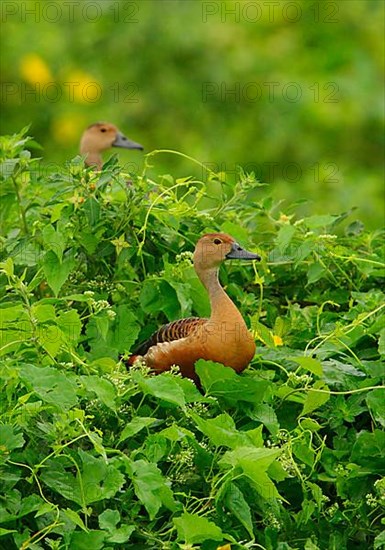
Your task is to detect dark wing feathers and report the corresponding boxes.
[133,317,207,356]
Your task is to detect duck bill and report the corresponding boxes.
[226,242,261,261]
[112,131,143,150]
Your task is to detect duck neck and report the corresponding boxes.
[199,267,243,323]
[83,152,102,170]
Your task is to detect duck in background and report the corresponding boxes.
[129,233,260,382]
[79,122,143,170]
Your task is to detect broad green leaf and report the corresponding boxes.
[276,224,296,253]
[128,459,177,520]
[19,364,77,410]
[378,328,385,357]
[223,482,254,538]
[42,250,76,297]
[0,304,31,356]
[195,360,268,403]
[70,530,105,550]
[119,417,158,443]
[293,441,315,467]
[144,434,169,463]
[219,446,282,500]
[307,262,327,284]
[293,357,323,377]
[62,508,88,531]
[98,509,119,531]
[351,429,385,470]
[107,525,135,544]
[366,389,385,427]
[302,382,330,415]
[58,309,82,345]
[174,512,223,544]
[251,319,276,348]
[190,412,256,449]
[374,530,385,549]
[98,509,135,543]
[0,257,14,277]
[41,451,125,505]
[305,214,337,228]
[250,403,280,435]
[37,324,64,357]
[133,372,186,409]
[0,424,24,457]
[42,224,67,262]
[220,221,249,244]
[80,375,116,411]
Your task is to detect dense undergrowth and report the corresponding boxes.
[0,128,384,550]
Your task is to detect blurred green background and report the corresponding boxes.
[1,0,384,228]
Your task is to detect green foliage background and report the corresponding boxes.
[1,0,384,227]
[1,1,385,549]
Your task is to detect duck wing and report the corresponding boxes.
[132,317,208,357]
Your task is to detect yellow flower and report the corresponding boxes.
[51,114,86,145]
[65,70,101,103]
[273,334,283,346]
[20,54,52,85]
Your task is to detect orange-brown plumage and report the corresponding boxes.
[79,122,143,170]
[130,233,261,381]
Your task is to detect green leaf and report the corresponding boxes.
[223,482,254,538]
[276,224,296,253]
[378,328,385,357]
[62,508,88,531]
[119,417,158,443]
[42,250,76,297]
[128,459,177,520]
[366,389,385,427]
[133,372,186,409]
[293,357,323,377]
[0,424,24,457]
[0,304,32,357]
[195,360,268,403]
[42,224,67,262]
[190,412,254,449]
[70,530,105,550]
[251,319,276,348]
[58,309,82,345]
[98,509,135,543]
[0,528,17,537]
[307,262,327,284]
[80,375,116,411]
[305,214,337,229]
[219,446,282,500]
[374,530,385,549]
[351,429,385,470]
[173,512,223,544]
[302,382,330,415]
[41,451,125,505]
[98,509,120,531]
[19,364,77,410]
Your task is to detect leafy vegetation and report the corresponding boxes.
[0,128,384,550]
[2,0,384,228]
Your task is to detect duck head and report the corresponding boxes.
[79,122,143,169]
[193,233,261,272]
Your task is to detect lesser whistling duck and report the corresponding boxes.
[130,233,261,381]
[79,122,143,170]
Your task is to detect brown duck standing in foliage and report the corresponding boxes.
[79,122,143,170]
[130,233,261,381]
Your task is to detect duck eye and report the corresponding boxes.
[213,238,222,245]
[100,128,107,133]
